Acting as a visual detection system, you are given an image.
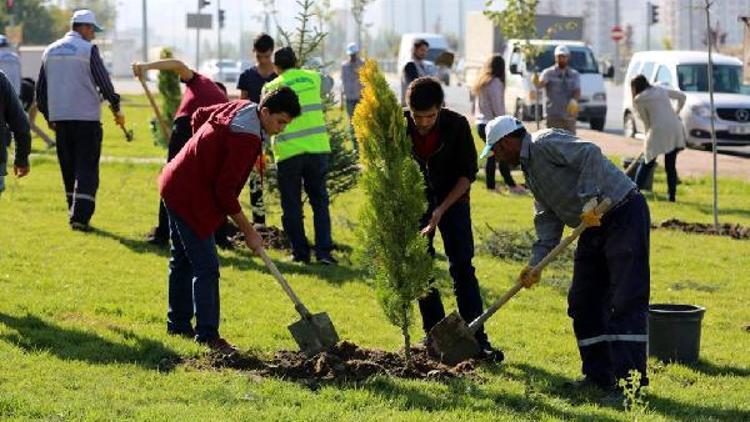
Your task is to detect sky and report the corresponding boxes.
[114,0,493,56]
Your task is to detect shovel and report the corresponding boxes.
[258,249,340,356]
[429,197,613,365]
[110,105,134,142]
[137,74,172,140]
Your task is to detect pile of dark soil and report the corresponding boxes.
[653,219,750,240]
[178,341,477,385]
[233,225,290,250]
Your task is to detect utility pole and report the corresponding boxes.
[614,0,620,82]
[705,0,719,230]
[142,0,148,62]
[689,0,694,49]
[421,0,426,32]
[217,0,223,81]
[646,1,651,50]
[196,0,201,69]
[458,0,465,55]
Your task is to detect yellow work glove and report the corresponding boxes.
[519,266,541,289]
[531,73,540,86]
[580,199,603,227]
[566,98,580,116]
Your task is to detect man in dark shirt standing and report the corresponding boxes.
[404,77,503,362]
[0,71,31,196]
[237,33,277,229]
[36,10,124,232]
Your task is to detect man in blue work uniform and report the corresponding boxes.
[37,10,124,232]
[482,115,651,406]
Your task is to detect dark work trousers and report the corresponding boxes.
[166,205,221,341]
[417,200,490,348]
[568,191,650,388]
[155,117,192,239]
[477,123,516,190]
[277,153,334,261]
[635,149,679,201]
[54,121,102,225]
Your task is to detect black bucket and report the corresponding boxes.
[648,304,706,364]
[623,157,654,190]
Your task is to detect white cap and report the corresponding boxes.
[346,42,360,55]
[479,115,525,159]
[71,9,103,32]
[554,45,570,56]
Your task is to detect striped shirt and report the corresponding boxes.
[36,43,120,120]
[520,129,636,265]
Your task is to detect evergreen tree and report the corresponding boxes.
[353,60,432,362]
[152,47,180,148]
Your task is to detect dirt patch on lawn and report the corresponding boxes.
[176,341,477,385]
[232,225,290,250]
[652,218,750,240]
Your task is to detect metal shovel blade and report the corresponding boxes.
[288,312,340,356]
[428,311,480,365]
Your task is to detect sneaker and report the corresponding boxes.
[316,255,338,266]
[198,337,238,355]
[70,221,93,232]
[288,254,310,264]
[476,345,505,363]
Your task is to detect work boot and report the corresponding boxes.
[70,221,93,233]
[215,235,235,250]
[316,254,338,266]
[476,344,505,363]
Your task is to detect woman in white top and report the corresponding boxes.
[472,55,525,194]
[631,75,687,202]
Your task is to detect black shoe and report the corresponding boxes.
[146,228,169,246]
[70,221,93,232]
[215,236,235,250]
[167,326,196,339]
[476,345,505,363]
[562,377,616,392]
[316,255,338,266]
[288,254,310,264]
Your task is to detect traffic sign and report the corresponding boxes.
[611,25,624,42]
[187,13,212,30]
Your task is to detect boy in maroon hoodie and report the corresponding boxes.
[159,87,301,353]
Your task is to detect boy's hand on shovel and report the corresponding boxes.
[243,228,264,255]
[519,266,541,289]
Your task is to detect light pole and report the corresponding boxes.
[142,0,148,62]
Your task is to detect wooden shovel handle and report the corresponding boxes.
[138,75,172,140]
[258,248,313,319]
[468,197,613,332]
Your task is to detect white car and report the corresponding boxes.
[200,59,241,84]
[623,51,750,148]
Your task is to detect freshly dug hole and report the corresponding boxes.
[653,218,750,240]
[179,341,477,384]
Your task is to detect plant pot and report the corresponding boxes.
[648,304,706,364]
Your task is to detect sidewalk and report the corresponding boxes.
[579,128,750,181]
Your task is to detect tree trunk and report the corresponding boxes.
[401,306,412,365]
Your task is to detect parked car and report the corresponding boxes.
[623,50,750,148]
[503,39,611,131]
[200,59,242,84]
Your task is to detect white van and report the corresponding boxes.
[397,33,452,85]
[504,39,611,131]
[622,51,750,148]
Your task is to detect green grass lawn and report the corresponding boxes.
[2,109,749,420]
